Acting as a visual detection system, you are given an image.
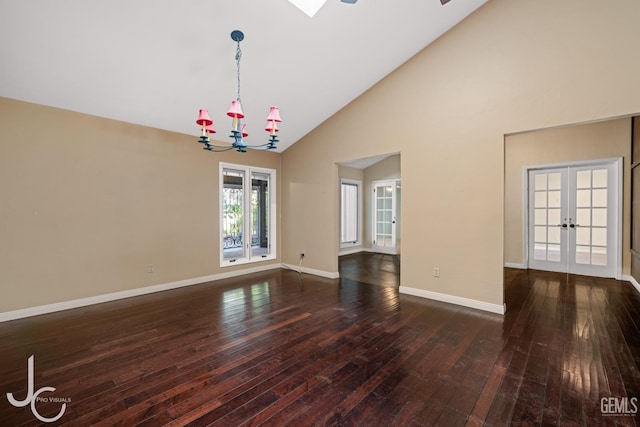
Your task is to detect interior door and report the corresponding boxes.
[372,180,397,254]
[529,168,567,273]
[528,160,619,278]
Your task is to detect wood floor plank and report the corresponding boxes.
[2,260,640,425]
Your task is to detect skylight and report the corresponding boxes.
[287,0,327,18]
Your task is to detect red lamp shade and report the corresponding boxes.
[241,124,248,138]
[266,106,281,122]
[205,123,216,134]
[196,109,213,126]
[265,121,279,133]
[226,100,245,118]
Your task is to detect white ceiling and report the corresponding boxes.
[0,0,487,152]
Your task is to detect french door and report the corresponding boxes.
[372,180,399,254]
[528,160,620,278]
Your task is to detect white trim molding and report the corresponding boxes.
[281,263,340,279]
[0,263,282,323]
[399,286,505,315]
[339,247,373,256]
[504,262,526,269]
[623,275,640,295]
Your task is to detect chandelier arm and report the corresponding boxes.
[204,145,236,152]
[206,142,239,149]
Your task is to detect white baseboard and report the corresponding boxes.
[281,263,340,279]
[399,286,506,315]
[338,247,369,256]
[622,274,640,294]
[0,263,282,323]
[504,262,526,269]
[2,262,516,322]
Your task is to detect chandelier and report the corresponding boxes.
[196,30,282,153]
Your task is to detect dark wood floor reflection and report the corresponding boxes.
[1,263,640,426]
[339,252,400,287]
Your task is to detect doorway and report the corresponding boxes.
[526,159,621,278]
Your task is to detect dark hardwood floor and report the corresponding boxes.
[1,256,640,426]
[338,252,400,287]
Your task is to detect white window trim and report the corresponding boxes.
[340,178,362,248]
[219,162,277,267]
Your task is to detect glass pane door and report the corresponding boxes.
[373,180,397,254]
[528,169,568,273]
[568,164,616,277]
[528,161,618,278]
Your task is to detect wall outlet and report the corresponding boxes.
[148,264,154,273]
[300,251,305,259]
[433,267,440,278]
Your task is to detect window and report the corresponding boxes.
[340,179,361,247]
[220,163,276,266]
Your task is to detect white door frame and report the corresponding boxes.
[522,157,622,279]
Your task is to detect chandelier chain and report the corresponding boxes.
[235,41,242,104]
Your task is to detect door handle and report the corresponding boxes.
[569,224,580,228]
[558,224,568,228]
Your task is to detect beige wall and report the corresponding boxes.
[282,0,640,306]
[4,0,640,314]
[338,165,364,182]
[0,98,281,312]
[504,119,632,272]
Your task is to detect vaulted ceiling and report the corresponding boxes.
[0,0,487,151]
